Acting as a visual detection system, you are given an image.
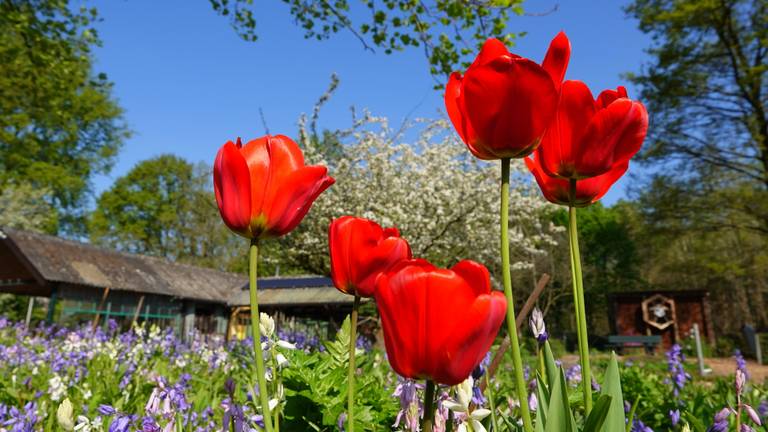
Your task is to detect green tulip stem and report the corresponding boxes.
[422,380,436,432]
[249,240,274,432]
[485,371,499,431]
[347,294,360,432]
[500,158,534,432]
[568,180,592,414]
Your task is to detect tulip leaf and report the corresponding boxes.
[599,352,625,432]
[542,341,558,390]
[582,394,612,432]
[535,372,550,431]
[544,367,576,432]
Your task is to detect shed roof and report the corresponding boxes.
[230,276,352,306]
[0,228,245,303]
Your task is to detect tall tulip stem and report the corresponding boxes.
[500,158,534,432]
[248,240,274,432]
[422,380,436,432]
[568,180,592,413]
[347,295,360,432]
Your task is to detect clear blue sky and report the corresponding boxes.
[88,0,651,205]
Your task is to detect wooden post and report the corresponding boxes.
[479,273,550,392]
[103,302,112,329]
[693,324,710,375]
[755,332,763,365]
[25,297,34,326]
[46,286,58,323]
[131,295,146,327]
[91,287,110,331]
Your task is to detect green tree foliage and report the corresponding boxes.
[0,0,129,234]
[89,155,244,271]
[0,181,57,232]
[626,0,768,333]
[626,0,768,232]
[209,0,525,81]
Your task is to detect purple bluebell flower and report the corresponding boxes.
[669,409,680,426]
[707,408,731,432]
[630,419,654,432]
[337,412,347,432]
[392,377,421,432]
[665,344,689,397]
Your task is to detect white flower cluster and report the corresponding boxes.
[286,114,563,282]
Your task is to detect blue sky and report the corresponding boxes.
[88,0,651,205]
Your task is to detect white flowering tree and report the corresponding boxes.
[270,111,564,293]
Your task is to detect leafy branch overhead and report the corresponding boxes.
[208,0,526,80]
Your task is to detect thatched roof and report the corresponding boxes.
[0,228,245,303]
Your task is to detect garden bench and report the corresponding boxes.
[607,335,662,354]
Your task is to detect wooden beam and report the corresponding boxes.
[90,287,110,332]
[131,295,146,327]
[479,273,550,392]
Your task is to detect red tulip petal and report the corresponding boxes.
[376,264,434,379]
[213,141,252,235]
[611,101,648,164]
[445,73,469,144]
[451,260,492,297]
[577,99,647,177]
[240,136,270,217]
[264,165,334,237]
[329,216,358,295]
[541,31,571,89]
[355,236,412,297]
[525,155,570,206]
[462,57,558,159]
[422,268,477,378]
[596,86,629,109]
[539,80,597,178]
[580,161,629,205]
[374,272,414,378]
[435,292,507,385]
[471,38,512,68]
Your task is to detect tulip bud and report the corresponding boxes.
[57,398,74,431]
[529,307,548,343]
[259,313,274,338]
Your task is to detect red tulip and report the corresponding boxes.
[537,82,648,179]
[375,259,507,385]
[329,216,412,298]
[445,32,571,160]
[525,152,627,207]
[213,135,334,239]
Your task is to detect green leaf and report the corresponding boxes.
[684,411,707,432]
[542,340,558,389]
[535,372,550,431]
[582,394,612,432]
[600,352,626,432]
[625,396,640,432]
[544,367,576,432]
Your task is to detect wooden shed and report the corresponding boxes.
[0,227,355,339]
[608,290,715,349]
